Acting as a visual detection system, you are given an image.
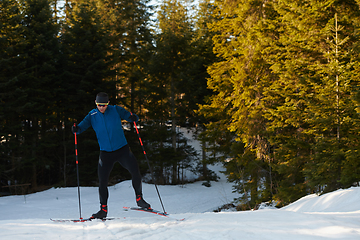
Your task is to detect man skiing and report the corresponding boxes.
[71,92,151,219]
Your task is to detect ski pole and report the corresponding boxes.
[131,113,166,213]
[74,123,82,220]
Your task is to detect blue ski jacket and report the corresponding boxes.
[75,105,138,152]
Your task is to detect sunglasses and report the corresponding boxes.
[96,102,109,107]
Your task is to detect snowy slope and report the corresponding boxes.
[283,187,360,213]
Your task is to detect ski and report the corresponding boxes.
[50,217,123,222]
[123,207,185,221]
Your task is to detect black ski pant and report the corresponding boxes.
[98,144,142,206]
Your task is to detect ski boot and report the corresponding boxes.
[136,194,151,209]
[91,204,107,219]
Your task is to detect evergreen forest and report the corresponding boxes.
[1,0,360,209]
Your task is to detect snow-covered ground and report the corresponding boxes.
[0,168,359,240]
[1,128,360,239]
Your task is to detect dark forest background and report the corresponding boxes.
[1,0,360,209]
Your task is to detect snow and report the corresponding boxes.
[1,170,360,239]
[1,128,360,239]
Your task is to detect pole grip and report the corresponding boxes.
[74,123,78,161]
[74,123,77,144]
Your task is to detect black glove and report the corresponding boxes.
[129,114,138,122]
[71,125,79,133]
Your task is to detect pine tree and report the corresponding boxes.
[263,0,360,199]
[188,0,218,182]
[0,0,26,188]
[345,61,360,186]
[59,0,116,184]
[200,0,360,206]
[1,0,62,189]
[146,0,195,184]
[304,11,360,192]
[62,0,115,109]
[199,0,276,207]
[261,0,316,203]
[102,0,153,114]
